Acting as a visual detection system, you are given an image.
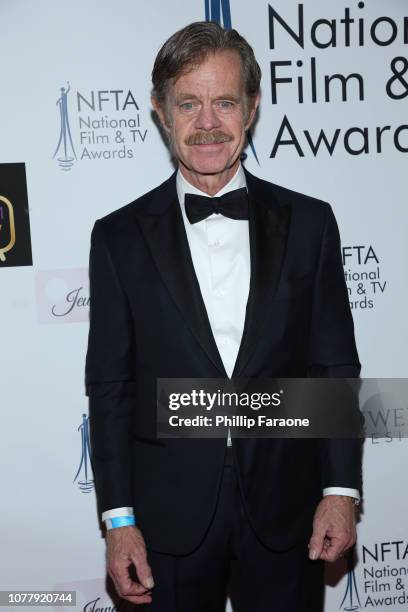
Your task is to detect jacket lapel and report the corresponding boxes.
[136,172,227,376]
[232,170,291,377]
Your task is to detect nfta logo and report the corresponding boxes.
[77,89,139,112]
[342,245,379,265]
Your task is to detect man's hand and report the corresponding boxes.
[106,525,154,605]
[308,495,357,562]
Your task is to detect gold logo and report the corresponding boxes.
[0,195,16,262]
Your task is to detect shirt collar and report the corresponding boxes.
[176,163,247,206]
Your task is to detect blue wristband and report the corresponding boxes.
[106,515,136,530]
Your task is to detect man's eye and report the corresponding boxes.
[217,101,234,109]
[180,102,195,111]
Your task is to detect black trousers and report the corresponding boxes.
[143,448,324,612]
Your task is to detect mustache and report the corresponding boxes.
[185,131,233,145]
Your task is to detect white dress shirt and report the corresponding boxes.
[177,166,250,385]
[101,164,359,523]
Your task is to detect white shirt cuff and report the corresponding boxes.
[101,507,134,522]
[323,487,360,501]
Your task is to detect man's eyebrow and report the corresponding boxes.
[174,93,242,103]
[214,94,241,102]
[174,94,200,104]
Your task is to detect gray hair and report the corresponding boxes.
[151,21,261,106]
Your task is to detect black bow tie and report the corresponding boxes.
[184,188,249,224]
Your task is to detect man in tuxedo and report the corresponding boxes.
[85,21,361,612]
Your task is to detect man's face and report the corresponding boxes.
[153,50,259,177]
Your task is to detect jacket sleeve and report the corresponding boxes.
[307,204,363,496]
[85,220,136,515]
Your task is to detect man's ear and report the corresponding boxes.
[244,92,260,131]
[151,96,171,133]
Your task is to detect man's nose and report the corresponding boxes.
[194,103,221,131]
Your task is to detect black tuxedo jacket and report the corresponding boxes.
[85,168,361,555]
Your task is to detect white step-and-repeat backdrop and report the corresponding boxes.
[1,1,407,610]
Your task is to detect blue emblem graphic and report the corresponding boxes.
[205,0,260,165]
[339,551,362,610]
[73,414,94,493]
[53,82,77,171]
[205,0,231,28]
